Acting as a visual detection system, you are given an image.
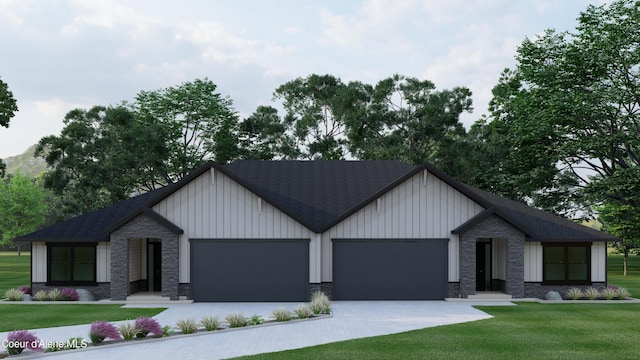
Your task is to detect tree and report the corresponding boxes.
[237,106,299,160]
[36,106,168,216]
[273,74,348,159]
[0,77,18,177]
[473,0,640,219]
[340,74,473,179]
[133,78,240,181]
[598,201,640,276]
[0,173,48,254]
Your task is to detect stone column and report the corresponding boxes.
[110,236,129,301]
[459,233,476,298]
[162,235,179,300]
[506,235,525,298]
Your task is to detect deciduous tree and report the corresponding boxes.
[473,0,640,221]
[0,173,48,253]
[0,77,18,177]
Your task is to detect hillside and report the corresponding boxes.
[2,144,49,178]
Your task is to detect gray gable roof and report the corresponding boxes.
[17,160,617,242]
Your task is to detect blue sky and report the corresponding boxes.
[0,0,605,158]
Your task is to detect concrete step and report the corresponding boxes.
[126,292,171,302]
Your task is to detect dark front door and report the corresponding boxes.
[476,239,492,291]
[147,240,162,292]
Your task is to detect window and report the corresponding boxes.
[47,243,96,285]
[543,243,590,284]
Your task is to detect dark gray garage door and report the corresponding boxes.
[190,239,309,302]
[333,239,448,300]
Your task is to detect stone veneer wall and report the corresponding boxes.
[524,282,607,299]
[459,215,525,298]
[31,283,111,300]
[178,283,191,299]
[448,282,460,298]
[110,213,180,300]
[309,282,333,300]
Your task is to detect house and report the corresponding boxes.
[16,160,617,301]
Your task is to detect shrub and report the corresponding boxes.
[176,318,198,334]
[247,314,264,326]
[161,325,173,337]
[17,286,31,295]
[200,316,221,331]
[47,288,62,301]
[118,322,139,340]
[566,287,583,300]
[584,287,600,300]
[616,287,631,299]
[89,321,122,344]
[33,290,48,301]
[46,337,87,352]
[225,312,247,328]
[135,317,162,338]
[309,291,331,314]
[5,330,43,355]
[61,288,79,301]
[4,288,24,301]
[272,308,293,322]
[601,287,617,300]
[294,304,313,319]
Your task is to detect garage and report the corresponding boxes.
[332,239,448,300]
[190,239,309,302]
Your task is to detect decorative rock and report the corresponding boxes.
[545,291,563,301]
[22,294,32,301]
[76,289,95,301]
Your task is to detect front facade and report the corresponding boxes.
[20,160,615,301]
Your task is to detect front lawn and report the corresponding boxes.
[240,303,640,360]
[607,254,640,296]
[0,251,30,296]
[0,304,165,332]
[239,254,640,359]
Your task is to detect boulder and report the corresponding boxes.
[22,294,32,301]
[76,289,95,301]
[545,291,563,301]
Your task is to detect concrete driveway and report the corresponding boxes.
[2,301,514,359]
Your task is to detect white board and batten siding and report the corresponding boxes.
[32,242,111,283]
[152,169,315,283]
[31,242,46,282]
[321,170,485,282]
[524,241,606,282]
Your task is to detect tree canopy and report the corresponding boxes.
[0,77,18,177]
[36,105,168,216]
[471,0,640,254]
[0,173,48,247]
[133,78,240,181]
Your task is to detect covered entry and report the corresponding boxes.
[190,239,309,302]
[332,239,448,300]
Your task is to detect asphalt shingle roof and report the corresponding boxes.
[17,160,617,242]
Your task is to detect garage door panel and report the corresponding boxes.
[191,239,309,302]
[333,239,448,300]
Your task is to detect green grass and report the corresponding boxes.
[238,254,640,360]
[0,304,165,332]
[238,303,640,360]
[607,254,640,296]
[0,251,30,296]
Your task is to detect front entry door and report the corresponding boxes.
[476,239,492,291]
[147,240,162,292]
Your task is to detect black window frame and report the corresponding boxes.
[542,242,591,285]
[46,242,97,286]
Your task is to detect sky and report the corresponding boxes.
[0,0,606,158]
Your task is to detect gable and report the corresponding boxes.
[326,169,485,238]
[152,168,314,239]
